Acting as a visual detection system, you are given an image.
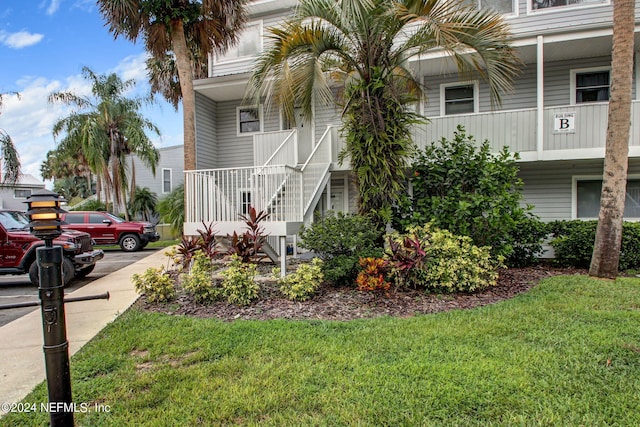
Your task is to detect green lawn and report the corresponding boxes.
[3,275,640,426]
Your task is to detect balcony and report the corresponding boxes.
[410,101,640,162]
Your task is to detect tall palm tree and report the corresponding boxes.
[247,0,521,230]
[589,0,635,278]
[97,0,248,171]
[49,67,160,220]
[0,92,21,184]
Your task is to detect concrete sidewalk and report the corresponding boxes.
[0,249,168,411]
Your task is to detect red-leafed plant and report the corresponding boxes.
[196,221,219,259]
[227,206,270,262]
[387,233,430,289]
[356,257,391,292]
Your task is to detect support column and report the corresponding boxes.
[537,35,545,159]
[280,235,287,277]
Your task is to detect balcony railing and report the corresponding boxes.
[334,101,640,163]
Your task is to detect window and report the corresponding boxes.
[64,213,85,224]
[14,189,31,198]
[572,69,610,104]
[237,106,263,135]
[162,169,172,194]
[532,0,607,10]
[215,21,261,63]
[89,213,107,224]
[575,178,640,219]
[239,191,252,215]
[465,0,515,14]
[441,82,478,116]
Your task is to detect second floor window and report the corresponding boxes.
[215,22,261,63]
[573,69,610,104]
[465,0,515,14]
[14,189,31,198]
[532,0,607,10]
[442,83,478,116]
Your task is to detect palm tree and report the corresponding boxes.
[589,0,635,278]
[0,92,21,184]
[158,184,184,234]
[247,0,521,230]
[97,0,248,171]
[49,67,160,220]
[130,186,158,221]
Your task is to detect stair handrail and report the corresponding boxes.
[256,129,297,175]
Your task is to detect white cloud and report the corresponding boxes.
[0,30,44,49]
[46,0,62,15]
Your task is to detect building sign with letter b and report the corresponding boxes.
[554,112,576,133]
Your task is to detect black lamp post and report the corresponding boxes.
[26,189,74,427]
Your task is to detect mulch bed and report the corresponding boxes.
[136,264,587,322]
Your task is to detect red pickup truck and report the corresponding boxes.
[0,210,104,286]
[60,211,160,252]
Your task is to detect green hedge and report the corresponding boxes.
[549,220,640,270]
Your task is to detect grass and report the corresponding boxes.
[3,275,640,426]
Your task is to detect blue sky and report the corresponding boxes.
[0,0,183,183]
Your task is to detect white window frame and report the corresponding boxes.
[440,81,480,116]
[237,105,264,136]
[528,0,609,14]
[465,0,518,17]
[238,189,252,215]
[13,189,31,199]
[214,21,263,64]
[572,174,640,220]
[162,168,172,194]
[570,66,611,105]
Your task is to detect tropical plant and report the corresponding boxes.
[393,126,541,263]
[356,257,391,292]
[48,67,160,220]
[0,92,21,184]
[247,0,521,231]
[589,0,635,278]
[158,184,184,234]
[275,258,324,302]
[298,212,384,285]
[132,266,176,303]
[180,250,220,303]
[129,186,158,221]
[227,206,269,263]
[387,224,502,293]
[97,0,248,171]
[220,255,260,306]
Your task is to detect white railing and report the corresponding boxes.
[301,126,333,215]
[184,165,303,225]
[253,129,298,167]
[412,108,538,153]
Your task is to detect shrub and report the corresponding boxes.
[227,206,269,262]
[180,251,220,303]
[393,125,541,264]
[132,267,176,303]
[299,212,384,285]
[507,214,549,267]
[356,257,391,292]
[549,220,640,270]
[220,255,260,306]
[388,224,503,293]
[276,258,324,301]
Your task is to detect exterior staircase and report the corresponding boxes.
[184,126,335,272]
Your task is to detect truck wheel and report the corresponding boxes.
[75,264,95,279]
[28,257,75,287]
[120,234,141,252]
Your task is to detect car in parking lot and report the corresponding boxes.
[60,211,160,252]
[0,210,104,286]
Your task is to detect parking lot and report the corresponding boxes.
[0,247,160,327]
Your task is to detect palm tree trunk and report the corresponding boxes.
[589,0,634,278]
[170,19,197,171]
